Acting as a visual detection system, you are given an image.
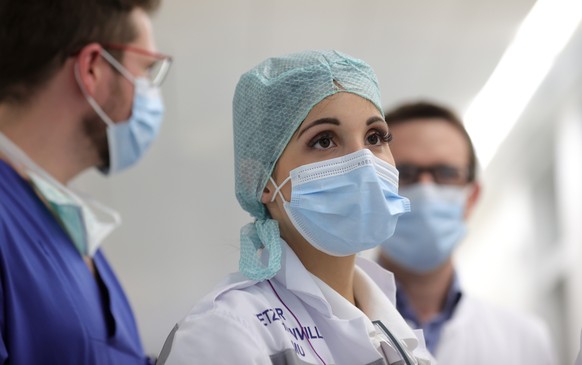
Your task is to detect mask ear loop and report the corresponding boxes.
[74,62,115,129]
[74,61,121,173]
[269,176,292,203]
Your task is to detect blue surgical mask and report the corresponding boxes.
[100,78,164,174]
[28,172,121,256]
[270,149,410,256]
[381,183,468,273]
[75,50,165,175]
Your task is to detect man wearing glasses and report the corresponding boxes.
[377,101,555,364]
[0,1,171,363]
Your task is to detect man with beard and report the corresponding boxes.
[0,0,171,363]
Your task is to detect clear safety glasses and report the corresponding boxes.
[101,43,173,87]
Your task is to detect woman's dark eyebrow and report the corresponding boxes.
[296,118,340,139]
[367,116,386,125]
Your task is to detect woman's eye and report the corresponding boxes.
[310,134,335,149]
[315,136,332,149]
[367,133,380,145]
[367,130,391,145]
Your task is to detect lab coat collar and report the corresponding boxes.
[273,239,333,316]
[353,259,433,362]
[356,256,397,305]
[204,240,332,315]
[273,240,419,349]
[353,260,420,350]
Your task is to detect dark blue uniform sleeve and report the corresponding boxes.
[0,220,8,364]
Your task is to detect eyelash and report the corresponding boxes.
[308,132,334,149]
[308,129,392,150]
[367,129,393,145]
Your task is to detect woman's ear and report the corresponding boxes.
[261,183,274,204]
[74,43,106,98]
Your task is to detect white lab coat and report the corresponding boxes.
[158,240,434,365]
[435,293,555,365]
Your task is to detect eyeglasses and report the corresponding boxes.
[397,163,470,186]
[102,43,172,87]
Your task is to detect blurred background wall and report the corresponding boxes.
[71,1,582,363]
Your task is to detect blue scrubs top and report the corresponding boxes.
[0,160,152,365]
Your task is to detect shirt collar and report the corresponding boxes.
[271,242,432,360]
[396,270,463,327]
[285,252,420,350]
[352,260,420,350]
[273,239,333,315]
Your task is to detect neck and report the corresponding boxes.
[0,62,100,184]
[288,237,357,305]
[379,253,454,324]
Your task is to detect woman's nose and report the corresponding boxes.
[344,140,367,155]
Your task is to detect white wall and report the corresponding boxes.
[456,18,582,364]
[557,103,582,365]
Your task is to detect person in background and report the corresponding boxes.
[157,50,434,365]
[377,100,555,364]
[0,0,171,363]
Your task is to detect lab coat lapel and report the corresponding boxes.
[274,240,334,316]
[317,313,385,364]
[355,257,420,351]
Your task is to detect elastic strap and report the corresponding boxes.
[269,176,291,203]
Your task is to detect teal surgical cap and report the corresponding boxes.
[233,50,384,281]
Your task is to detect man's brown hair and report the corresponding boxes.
[384,100,478,182]
[0,0,161,103]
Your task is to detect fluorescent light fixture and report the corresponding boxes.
[463,0,582,168]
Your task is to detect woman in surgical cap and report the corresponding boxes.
[157,50,435,365]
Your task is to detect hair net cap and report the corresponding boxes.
[233,50,384,280]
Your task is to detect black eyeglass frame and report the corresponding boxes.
[397,163,471,186]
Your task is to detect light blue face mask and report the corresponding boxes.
[28,172,121,256]
[75,49,165,175]
[271,149,410,256]
[101,77,164,174]
[0,132,121,257]
[380,183,468,273]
